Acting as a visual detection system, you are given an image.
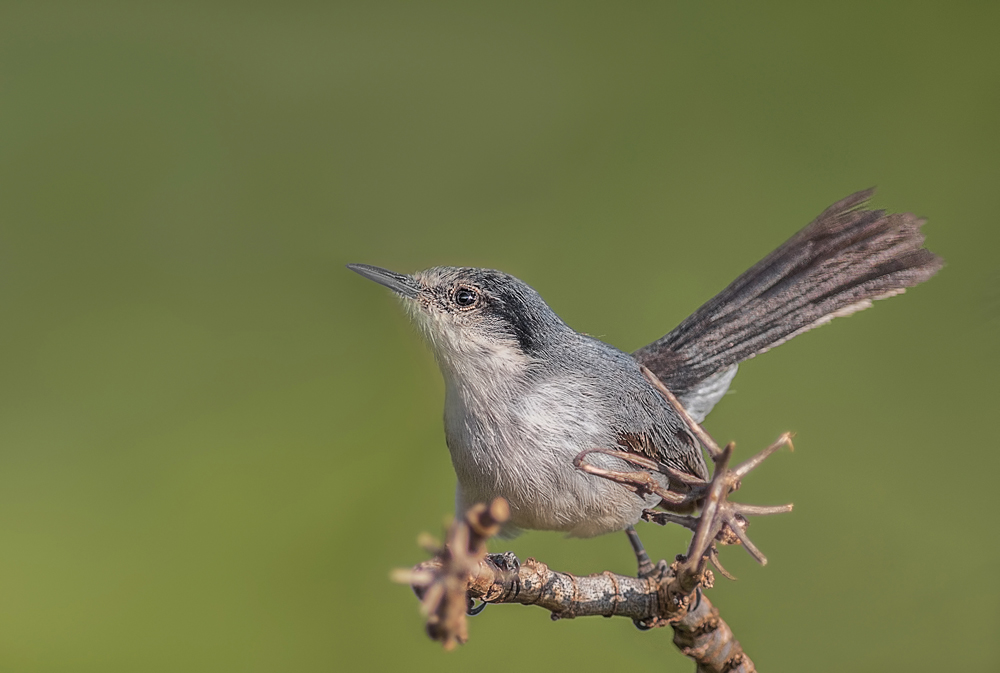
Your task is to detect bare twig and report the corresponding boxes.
[642,365,724,459]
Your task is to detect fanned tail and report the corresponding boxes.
[634,189,943,407]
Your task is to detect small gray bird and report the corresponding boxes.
[348,190,942,550]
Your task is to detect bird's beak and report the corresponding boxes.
[346,263,422,298]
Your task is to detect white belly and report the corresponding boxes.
[444,378,661,538]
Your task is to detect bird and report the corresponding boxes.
[348,189,942,563]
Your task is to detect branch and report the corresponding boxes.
[402,503,756,672]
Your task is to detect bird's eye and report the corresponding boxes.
[453,287,479,307]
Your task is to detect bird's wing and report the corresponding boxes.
[615,422,708,482]
[633,189,943,422]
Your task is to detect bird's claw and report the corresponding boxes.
[466,598,488,616]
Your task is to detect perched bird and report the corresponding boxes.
[348,190,942,553]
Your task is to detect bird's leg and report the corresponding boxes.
[625,525,655,578]
[624,524,671,631]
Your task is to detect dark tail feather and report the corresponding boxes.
[634,189,944,396]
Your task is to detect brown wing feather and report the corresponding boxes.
[616,429,705,480]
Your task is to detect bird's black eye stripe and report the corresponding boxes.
[453,286,479,307]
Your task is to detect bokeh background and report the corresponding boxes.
[2,2,998,671]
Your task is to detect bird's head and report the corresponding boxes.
[347,264,571,378]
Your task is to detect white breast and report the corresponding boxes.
[444,374,659,537]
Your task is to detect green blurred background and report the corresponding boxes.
[1,1,997,671]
